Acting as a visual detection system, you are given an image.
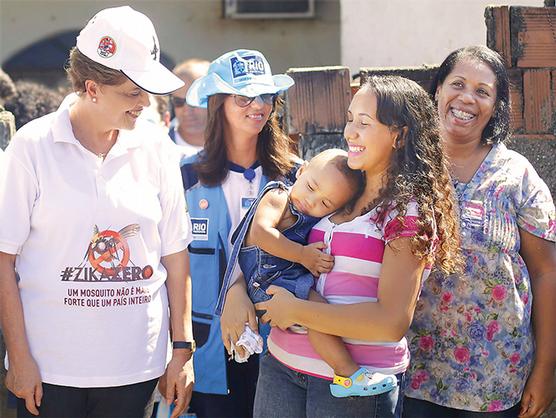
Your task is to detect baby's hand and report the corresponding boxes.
[299,242,334,276]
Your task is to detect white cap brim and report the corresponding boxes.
[122,61,184,95]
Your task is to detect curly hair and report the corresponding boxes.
[194,94,295,186]
[4,81,63,129]
[360,76,462,274]
[0,68,16,103]
[429,45,510,144]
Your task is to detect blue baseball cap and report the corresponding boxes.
[186,49,294,108]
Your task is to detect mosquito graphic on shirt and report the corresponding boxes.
[77,224,141,278]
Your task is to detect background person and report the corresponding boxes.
[181,49,296,418]
[3,80,63,130]
[221,75,461,418]
[169,58,210,157]
[404,45,556,418]
[0,6,194,418]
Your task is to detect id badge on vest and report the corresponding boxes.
[240,197,256,220]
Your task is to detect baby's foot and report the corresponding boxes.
[329,368,397,398]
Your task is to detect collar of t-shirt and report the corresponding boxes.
[223,161,262,223]
[173,124,203,157]
[51,94,145,162]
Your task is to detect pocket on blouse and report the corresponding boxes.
[483,187,518,252]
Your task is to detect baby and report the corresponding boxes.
[216,149,397,398]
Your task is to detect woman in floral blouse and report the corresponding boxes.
[404,46,556,418]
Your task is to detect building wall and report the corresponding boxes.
[340,0,544,72]
[0,0,340,77]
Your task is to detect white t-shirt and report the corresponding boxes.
[0,100,192,387]
[222,164,262,283]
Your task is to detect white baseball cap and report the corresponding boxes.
[76,6,184,95]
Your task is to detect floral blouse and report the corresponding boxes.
[405,143,556,412]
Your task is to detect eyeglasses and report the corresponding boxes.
[170,96,188,108]
[232,94,278,108]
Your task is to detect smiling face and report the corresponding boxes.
[222,94,273,140]
[343,88,398,176]
[96,79,151,131]
[289,154,356,218]
[436,59,497,145]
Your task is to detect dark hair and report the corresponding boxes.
[194,94,295,186]
[430,45,510,144]
[360,76,461,274]
[66,47,127,93]
[4,81,63,129]
[0,69,16,103]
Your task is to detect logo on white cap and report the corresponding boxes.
[97,36,116,59]
[75,6,184,95]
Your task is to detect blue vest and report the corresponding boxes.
[181,153,270,395]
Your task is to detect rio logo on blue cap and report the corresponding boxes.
[230,55,266,84]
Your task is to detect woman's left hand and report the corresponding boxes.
[158,353,194,418]
[255,286,298,330]
[519,364,556,418]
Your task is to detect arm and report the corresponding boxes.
[518,229,556,418]
[258,237,425,341]
[220,278,257,359]
[250,189,333,275]
[0,251,42,416]
[158,249,194,418]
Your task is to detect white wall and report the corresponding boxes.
[341,0,544,73]
[0,0,340,77]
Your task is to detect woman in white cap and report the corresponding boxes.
[0,6,194,418]
[181,49,296,417]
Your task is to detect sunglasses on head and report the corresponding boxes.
[232,93,278,108]
[170,96,188,108]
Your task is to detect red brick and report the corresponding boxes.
[523,69,552,133]
[512,7,556,68]
[508,69,524,133]
[485,6,512,67]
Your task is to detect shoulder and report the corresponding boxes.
[180,152,201,191]
[15,112,56,143]
[6,112,57,163]
[489,143,537,176]
[260,183,289,209]
[381,199,420,223]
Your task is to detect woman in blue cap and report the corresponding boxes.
[181,49,297,418]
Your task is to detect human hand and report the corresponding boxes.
[220,281,257,359]
[299,242,333,276]
[158,353,194,418]
[519,365,555,418]
[5,354,42,416]
[255,286,298,330]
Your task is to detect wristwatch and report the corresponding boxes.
[172,340,196,352]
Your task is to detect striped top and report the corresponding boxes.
[268,202,431,379]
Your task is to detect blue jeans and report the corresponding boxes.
[402,397,520,418]
[254,353,405,418]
